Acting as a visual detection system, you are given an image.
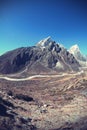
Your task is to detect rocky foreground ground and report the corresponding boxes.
[0,72,87,130]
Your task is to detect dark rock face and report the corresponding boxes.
[0,96,36,130]
[0,114,36,130]
[0,37,80,74]
[0,104,7,116]
[0,97,14,108]
[15,94,33,102]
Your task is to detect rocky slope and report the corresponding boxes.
[0,71,87,130]
[0,37,80,74]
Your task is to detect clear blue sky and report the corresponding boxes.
[0,0,87,55]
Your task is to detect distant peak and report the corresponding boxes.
[69,44,80,52]
[69,44,87,63]
[71,44,79,48]
[73,44,78,47]
[73,44,79,49]
[36,36,54,47]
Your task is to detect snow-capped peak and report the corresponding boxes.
[69,44,80,54]
[36,36,54,47]
[69,44,87,64]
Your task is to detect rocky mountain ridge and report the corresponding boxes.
[0,37,80,74]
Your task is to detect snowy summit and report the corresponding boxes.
[36,36,54,48]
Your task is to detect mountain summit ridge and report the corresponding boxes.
[70,44,80,53]
[36,36,55,48]
[0,37,81,74]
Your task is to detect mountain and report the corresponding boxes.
[0,37,80,74]
[69,44,87,67]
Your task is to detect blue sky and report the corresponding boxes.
[0,0,87,55]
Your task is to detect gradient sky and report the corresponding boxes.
[0,0,87,55]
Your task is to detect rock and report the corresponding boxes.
[0,97,14,108]
[19,117,32,124]
[15,94,33,102]
[7,90,13,96]
[0,103,7,116]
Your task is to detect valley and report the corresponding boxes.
[0,70,87,130]
[0,37,87,130]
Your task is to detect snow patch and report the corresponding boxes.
[36,36,54,47]
[56,61,64,69]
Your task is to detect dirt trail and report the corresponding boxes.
[0,70,84,81]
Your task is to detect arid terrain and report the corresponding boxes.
[0,37,87,129]
[1,0,87,128]
[0,69,87,130]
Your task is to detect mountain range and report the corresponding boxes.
[0,37,86,74]
[0,37,87,130]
